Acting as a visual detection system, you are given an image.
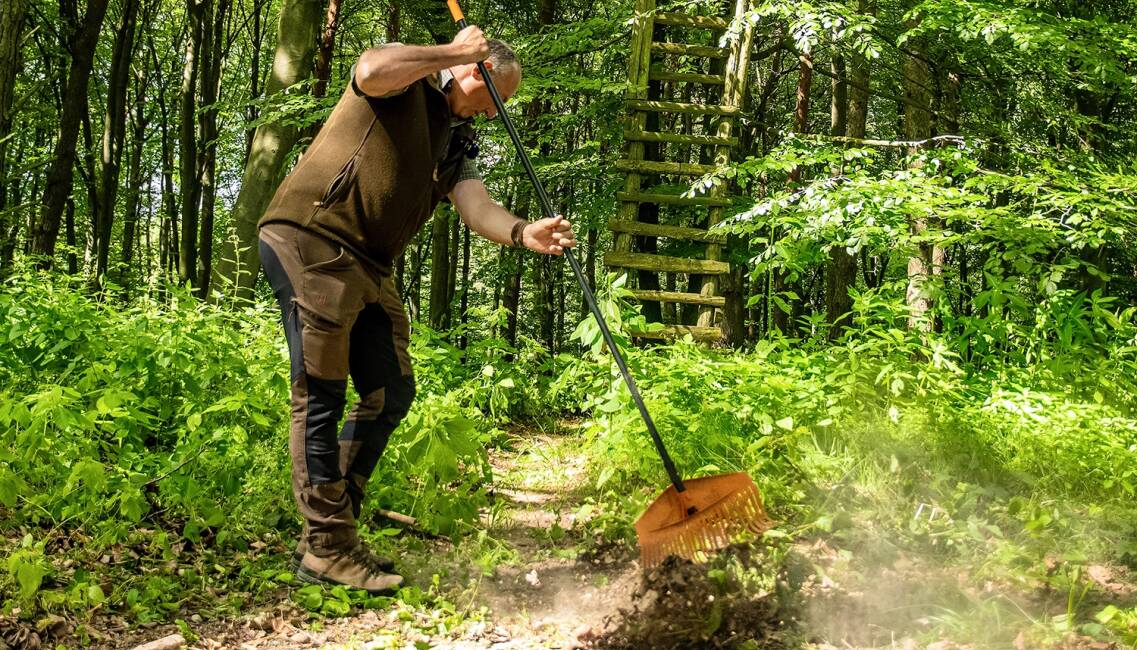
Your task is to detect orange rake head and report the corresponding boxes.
[635,472,773,569]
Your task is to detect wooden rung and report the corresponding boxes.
[653,12,729,30]
[623,130,737,146]
[649,69,725,85]
[625,99,740,116]
[615,191,730,208]
[651,42,731,58]
[609,218,729,243]
[604,251,730,274]
[615,159,717,175]
[630,290,726,307]
[631,324,722,341]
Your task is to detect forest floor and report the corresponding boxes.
[9,419,1137,649]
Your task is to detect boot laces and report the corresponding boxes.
[348,544,391,576]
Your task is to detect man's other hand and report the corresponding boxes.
[523,216,576,255]
[452,25,490,64]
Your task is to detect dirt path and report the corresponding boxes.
[110,426,652,650]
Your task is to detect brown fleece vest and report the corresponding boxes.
[260,76,474,275]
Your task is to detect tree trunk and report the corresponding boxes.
[902,23,937,332]
[580,225,596,321]
[121,57,149,282]
[447,209,459,317]
[312,0,342,100]
[178,0,205,287]
[196,0,231,297]
[826,53,856,339]
[773,46,813,335]
[503,190,527,346]
[537,255,555,353]
[158,94,178,278]
[459,223,470,349]
[30,0,112,267]
[429,208,452,329]
[0,0,26,273]
[213,0,322,298]
[64,198,78,274]
[243,0,270,164]
[79,110,99,273]
[95,0,141,283]
[408,230,423,321]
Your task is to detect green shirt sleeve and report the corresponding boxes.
[455,155,481,185]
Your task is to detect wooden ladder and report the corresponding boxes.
[605,0,754,342]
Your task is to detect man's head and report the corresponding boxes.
[447,39,521,120]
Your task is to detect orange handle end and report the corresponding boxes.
[446,0,464,22]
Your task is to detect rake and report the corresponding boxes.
[444,0,773,568]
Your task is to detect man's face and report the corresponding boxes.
[447,62,521,120]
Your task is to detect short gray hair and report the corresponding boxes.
[487,39,520,78]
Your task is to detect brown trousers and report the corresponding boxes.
[259,222,415,553]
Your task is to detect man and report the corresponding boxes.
[257,25,574,593]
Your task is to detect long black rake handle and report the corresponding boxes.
[445,0,688,495]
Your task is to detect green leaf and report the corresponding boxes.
[87,584,106,605]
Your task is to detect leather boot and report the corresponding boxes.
[292,522,394,572]
[297,543,403,594]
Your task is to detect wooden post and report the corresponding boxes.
[701,0,754,335]
[613,0,654,255]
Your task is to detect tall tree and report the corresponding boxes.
[213,0,323,298]
[178,0,205,287]
[825,46,856,339]
[95,0,141,283]
[902,16,937,331]
[195,0,232,296]
[30,0,112,267]
[0,0,26,273]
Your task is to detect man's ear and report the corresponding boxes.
[472,60,494,81]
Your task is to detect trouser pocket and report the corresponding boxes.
[293,228,363,379]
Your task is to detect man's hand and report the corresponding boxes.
[523,216,576,255]
[451,25,490,64]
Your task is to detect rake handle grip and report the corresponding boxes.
[446,3,686,494]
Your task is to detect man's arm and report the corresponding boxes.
[354,25,489,98]
[450,179,575,254]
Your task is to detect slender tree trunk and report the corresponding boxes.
[580,225,596,321]
[30,0,112,267]
[0,0,26,273]
[64,198,78,274]
[502,193,527,346]
[96,0,141,282]
[826,53,856,339]
[537,255,555,353]
[178,0,205,287]
[312,0,341,99]
[159,97,177,278]
[79,111,99,272]
[196,0,231,296]
[903,22,936,332]
[243,0,269,164]
[447,210,459,317]
[213,0,322,298]
[459,224,470,349]
[773,46,813,335]
[408,231,423,320]
[429,208,452,329]
[121,57,149,282]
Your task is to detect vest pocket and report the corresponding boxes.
[317,154,359,208]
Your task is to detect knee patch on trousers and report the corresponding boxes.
[384,377,416,422]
